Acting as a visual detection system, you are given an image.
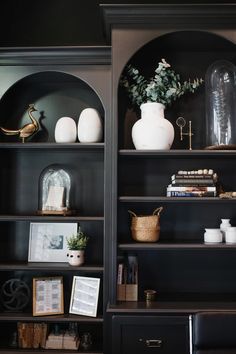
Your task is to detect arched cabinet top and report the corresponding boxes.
[0,47,111,143]
[101,3,236,43]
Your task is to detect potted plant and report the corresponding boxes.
[120,58,203,150]
[66,227,89,266]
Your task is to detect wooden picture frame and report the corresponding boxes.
[33,277,64,316]
[69,276,100,317]
[28,223,77,263]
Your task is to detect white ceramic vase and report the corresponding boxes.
[67,250,85,266]
[132,102,174,150]
[54,117,77,143]
[78,108,103,143]
[204,228,223,243]
[220,218,231,241]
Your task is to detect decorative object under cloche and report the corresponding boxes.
[78,108,103,143]
[54,116,77,143]
[205,60,236,149]
[120,58,203,150]
[0,103,39,143]
[38,165,72,215]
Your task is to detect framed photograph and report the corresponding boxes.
[28,223,77,262]
[69,276,100,317]
[33,277,64,316]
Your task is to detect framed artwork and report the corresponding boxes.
[69,276,100,317]
[33,277,64,316]
[28,223,77,262]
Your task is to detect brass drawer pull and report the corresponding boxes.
[139,338,162,348]
[146,339,162,348]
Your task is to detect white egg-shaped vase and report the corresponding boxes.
[132,102,174,150]
[55,117,77,143]
[78,108,103,143]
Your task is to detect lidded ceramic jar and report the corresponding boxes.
[225,227,236,244]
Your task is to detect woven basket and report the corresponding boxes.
[128,207,163,242]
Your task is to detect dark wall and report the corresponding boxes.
[0,0,236,47]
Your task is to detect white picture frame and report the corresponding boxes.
[69,276,100,317]
[28,223,78,262]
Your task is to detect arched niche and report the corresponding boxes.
[0,71,105,142]
[118,30,236,149]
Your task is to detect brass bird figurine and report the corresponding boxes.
[0,104,39,143]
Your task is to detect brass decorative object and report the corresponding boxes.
[176,116,193,150]
[144,289,157,302]
[0,104,39,143]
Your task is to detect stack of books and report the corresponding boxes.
[117,255,138,301]
[167,169,218,197]
[17,322,47,349]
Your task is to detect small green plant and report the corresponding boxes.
[120,58,203,107]
[66,227,89,250]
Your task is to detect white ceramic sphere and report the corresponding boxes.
[55,117,77,143]
[78,108,103,143]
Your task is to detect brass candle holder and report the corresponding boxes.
[176,116,193,150]
[144,289,157,302]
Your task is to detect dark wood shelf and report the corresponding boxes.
[119,196,233,203]
[119,149,236,157]
[0,313,104,323]
[107,301,236,315]
[0,142,104,150]
[0,350,103,354]
[0,262,104,272]
[0,215,104,222]
[118,242,236,251]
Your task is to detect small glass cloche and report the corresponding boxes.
[38,164,72,215]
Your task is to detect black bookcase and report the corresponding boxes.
[101,4,236,354]
[0,46,111,353]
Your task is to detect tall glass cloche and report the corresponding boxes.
[205,60,236,148]
[38,165,72,215]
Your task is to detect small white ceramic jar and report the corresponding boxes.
[204,228,223,243]
[225,227,236,244]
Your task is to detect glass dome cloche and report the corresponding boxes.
[38,165,73,215]
[205,59,236,149]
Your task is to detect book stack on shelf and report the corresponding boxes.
[117,255,138,301]
[167,169,218,197]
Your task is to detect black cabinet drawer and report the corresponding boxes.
[112,315,189,354]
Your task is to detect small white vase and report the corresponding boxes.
[132,102,174,150]
[220,218,231,241]
[78,108,103,143]
[67,250,85,266]
[55,117,77,143]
